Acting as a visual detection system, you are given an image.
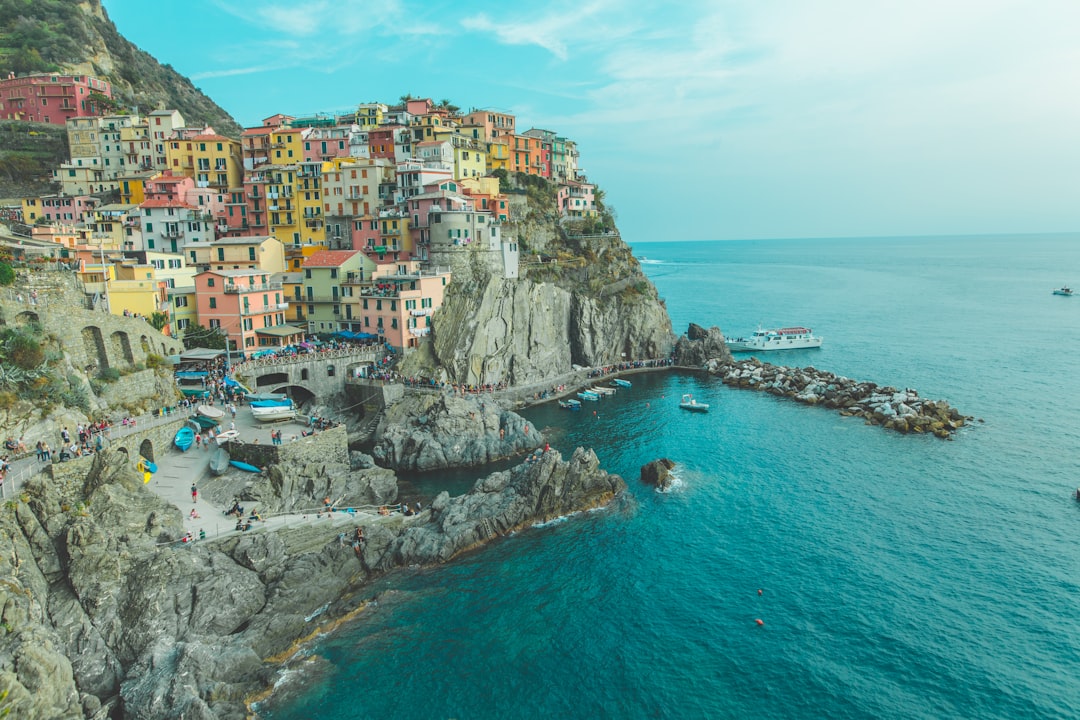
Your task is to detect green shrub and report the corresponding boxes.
[98,367,121,382]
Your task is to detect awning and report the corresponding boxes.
[255,325,305,338]
[179,348,227,362]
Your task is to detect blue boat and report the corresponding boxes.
[137,457,157,473]
[174,426,195,451]
[559,399,582,411]
[229,459,261,473]
[577,391,599,401]
[612,378,632,388]
[250,399,293,408]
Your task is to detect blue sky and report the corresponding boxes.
[102,0,1080,242]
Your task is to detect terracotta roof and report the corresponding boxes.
[242,127,275,136]
[303,249,361,267]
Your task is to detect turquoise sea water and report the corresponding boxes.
[261,234,1080,719]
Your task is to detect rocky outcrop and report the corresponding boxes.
[719,358,972,438]
[207,427,399,513]
[372,393,541,471]
[0,442,623,719]
[386,447,625,564]
[673,323,733,367]
[640,458,676,490]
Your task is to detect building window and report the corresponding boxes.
[207,278,215,287]
[208,298,216,309]
[327,365,335,377]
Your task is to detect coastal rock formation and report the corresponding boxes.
[208,428,399,513]
[428,274,673,387]
[673,323,733,367]
[0,443,623,719]
[387,447,625,564]
[640,458,676,490]
[719,358,971,438]
[372,392,542,471]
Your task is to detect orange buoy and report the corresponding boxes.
[755,619,764,626]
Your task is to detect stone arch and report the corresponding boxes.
[326,364,335,377]
[270,384,316,408]
[81,326,109,370]
[300,368,309,380]
[110,330,135,366]
[140,335,151,354]
[14,310,39,327]
[139,438,155,463]
[256,371,289,388]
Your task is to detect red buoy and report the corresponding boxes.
[755,619,764,626]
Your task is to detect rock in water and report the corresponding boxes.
[640,458,676,490]
[673,324,732,367]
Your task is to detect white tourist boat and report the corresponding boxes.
[726,327,823,352]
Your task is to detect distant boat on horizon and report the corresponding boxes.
[726,327,823,352]
[1052,286,1073,296]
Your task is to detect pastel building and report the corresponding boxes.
[557,181,597,218]
[167,284,198,336]
[459,109,516,141]
[195,269,292,358]
[241,125,275,171]
[191,133,243,191]
[0,72,113,125]
[136,199,214,254]
[21,195,98,224]
[428,207,518,280]
[190,235,286,274]
[300,250,373,333]
[349,260,452,351]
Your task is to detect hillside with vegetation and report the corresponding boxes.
[0,0,240,134]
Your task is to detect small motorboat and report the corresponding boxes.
[559,399,582,411]
[577,390,599,402]
[590,386,616,396]
[612,378,632,388]
[215,429,239,443]
[679,393,710,413]
[174,426,195,451]
[1053,286,1073,296]
[210,447,230,476]
[229,459,261,473]
[197,404,225,419]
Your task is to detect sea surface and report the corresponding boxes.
[260,234,1080,719]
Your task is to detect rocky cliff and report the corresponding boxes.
[0,444,623,719]
[372,392,541,471]
[417,232,673,386]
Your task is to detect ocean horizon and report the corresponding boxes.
[261,232,1080,719]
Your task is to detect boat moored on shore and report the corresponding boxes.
[559,399,582,411]
[726,326,823,352]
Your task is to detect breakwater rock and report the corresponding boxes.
[717,358,971,438]
[672,323,732,367]
[0,443,624,719]
[372,392,542,471]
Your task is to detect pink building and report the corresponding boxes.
[406,181,473,248]
[194,269,293,359]
[0,72,113,125]
[145,171,195,203]
[355,260,451,351]
[22,195,98,224]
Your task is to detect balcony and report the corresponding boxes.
[341,273,366,285]
[277,302,289,310]
[408,327,431,337]
[162,230,181,239]
[223,282,283,293]
[409,308,432,317]
[239,304,278,316]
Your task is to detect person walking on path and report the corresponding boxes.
[191,483,198,503]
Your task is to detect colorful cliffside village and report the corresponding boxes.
[3,79,599,357]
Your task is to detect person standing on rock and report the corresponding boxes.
[191,483,198,503]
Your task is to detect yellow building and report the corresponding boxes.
[296,160,326,246]
[108,262,168,319]
[270,127,305,165]
[167,284,198,336]
[354,103,386,129]
[451,136,488,180]
[116,170,160,205]
[487,140,510,173]
[379,213,412,256]
[191,133,243,192]
[191,235,286,274]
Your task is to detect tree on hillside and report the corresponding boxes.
[181,323,226,350]
[0,262,14,286]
